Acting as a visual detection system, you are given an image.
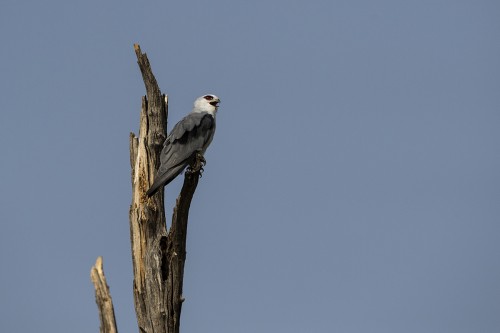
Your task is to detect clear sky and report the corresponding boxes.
[1,0,499,332]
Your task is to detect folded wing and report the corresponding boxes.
[146,112,215,197]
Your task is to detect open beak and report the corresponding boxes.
[209,100,220,107]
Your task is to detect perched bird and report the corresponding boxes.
[146,94,220,197]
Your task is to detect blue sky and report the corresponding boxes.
[1,1,499,332]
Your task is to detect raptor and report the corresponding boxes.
[146,94,220,197]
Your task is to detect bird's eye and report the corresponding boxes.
[204,95,214,101]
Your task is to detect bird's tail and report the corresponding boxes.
[146,163,187,197]
[145,179,164,197]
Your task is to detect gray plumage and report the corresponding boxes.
[146,94,219,197]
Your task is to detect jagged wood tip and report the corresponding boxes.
[90,256,118,333]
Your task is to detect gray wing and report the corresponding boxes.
[146,112,215,197]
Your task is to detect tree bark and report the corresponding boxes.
[90,257,118,333]
[129,43,169,333]
[91,43,202,333]
[128,44,203,333]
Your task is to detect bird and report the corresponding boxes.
[146,94,220,197]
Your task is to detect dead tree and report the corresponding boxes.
[91,44,204,333]
[91,257,118,333]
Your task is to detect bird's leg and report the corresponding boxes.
[198,153,206,167]
[186,152,206,176]
[197,153,206,177]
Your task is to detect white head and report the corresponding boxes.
[192,94,220,115]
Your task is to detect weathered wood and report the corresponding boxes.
[129,43,203,333]
[90,257,118,333]
[164,157,203,332]
[129,44,169,333]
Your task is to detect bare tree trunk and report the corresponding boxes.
[91,44,203,333]
[128,44,203,333]
[91,257,118,333]
[128,43,169,333]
